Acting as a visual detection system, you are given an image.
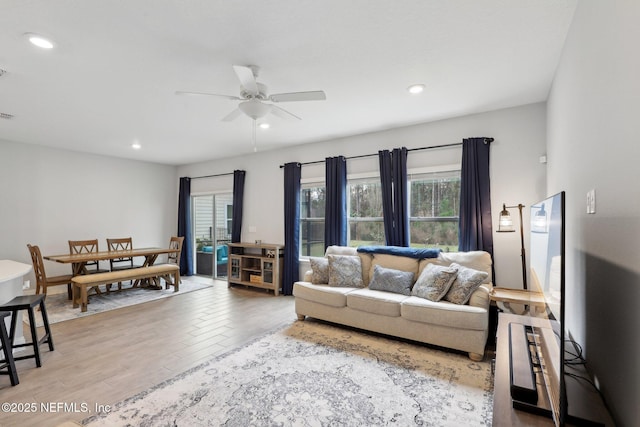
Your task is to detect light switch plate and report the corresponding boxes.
[587,189,596,214]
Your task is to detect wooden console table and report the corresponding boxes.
[490,287,548,316]
[227,243,284,295]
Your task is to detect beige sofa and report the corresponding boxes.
[293,246,493,360]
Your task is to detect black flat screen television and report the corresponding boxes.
[529,191,566,426]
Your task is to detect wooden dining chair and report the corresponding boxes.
[106,237,142,271]
[27,244,73,299]
[167,236,184,284]
[168,236,185,267]
[68,239,109,274]
[106,237,141,291]
[144,236,184,289]
[68,239,109,295]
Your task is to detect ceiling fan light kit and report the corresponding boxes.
[238,99,272,120]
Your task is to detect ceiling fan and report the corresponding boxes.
[176,65,326,122]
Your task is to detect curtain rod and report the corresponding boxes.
[190,172,235,180]
[278,138,493,168]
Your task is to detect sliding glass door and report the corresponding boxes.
[193,193,233,279]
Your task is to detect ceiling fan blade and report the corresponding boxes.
[175,91,241,101]
[269,91,326,103]
[221,108,243,122]
[233,65,259,95]
[270,105,302,120]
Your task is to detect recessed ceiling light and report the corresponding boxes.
[131,142,142,150]
[407,84,425,94]
[25,33,55,49]
[259,123,270,129]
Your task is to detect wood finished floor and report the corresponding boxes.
[0,278,296,427]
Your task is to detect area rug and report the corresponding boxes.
[82,320,494,426]
[27,276,215,326]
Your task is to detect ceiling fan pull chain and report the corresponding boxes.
[253,120,258,152]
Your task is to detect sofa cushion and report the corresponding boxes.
[328,255,364,288]
[401,296,488,330]
[412,263,459,301]
[293,282,355,308]
[347,288,409,317]
[325,245,358,256]
[369,253,419,283]
[443,263,489,305]
[368,265,414,296]
[318,246,373,286]
[309,257,329,284]
[421,251,493,284]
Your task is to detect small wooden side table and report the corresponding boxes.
[490,287,548,317]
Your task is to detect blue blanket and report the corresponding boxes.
[357,246,441,259]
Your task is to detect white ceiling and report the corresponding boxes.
[0,0,577,166]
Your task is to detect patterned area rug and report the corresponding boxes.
[82,320,494,426]
[27,276,215,326]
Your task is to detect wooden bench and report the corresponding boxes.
[71,264,180,312]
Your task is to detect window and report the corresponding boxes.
[299,169,461,256]
[300,184,325,257]
[348,178,385,247]
[409,171,460,251]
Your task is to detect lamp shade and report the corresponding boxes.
[497,204,515,232]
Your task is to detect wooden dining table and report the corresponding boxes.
[44,247,179,277]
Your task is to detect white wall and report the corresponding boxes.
[0,140,178,281]
[179,102,547,288]
[547,1,640,425]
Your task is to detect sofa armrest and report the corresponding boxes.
[468,283,492,310]
[303,270,313,282]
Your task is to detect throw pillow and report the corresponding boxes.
[369,254,419,284]
[368,264,415,296]
[411,263,459,301]
[309,257,329,284]
[328,255,364,288]
[443,263,489,305]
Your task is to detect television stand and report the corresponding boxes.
[494,313,615,426]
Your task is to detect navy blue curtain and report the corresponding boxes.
[379,150,394,245]
[458,137,493,256]
[283,162,301,295]
[231,170,246,243]
[324,156,347,249]
[378,147,409,246]
[178,177,193,276]
[392,148,409,246]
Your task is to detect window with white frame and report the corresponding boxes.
[347,178,385,247]
[409,170,460,250]
[300,183,326,257]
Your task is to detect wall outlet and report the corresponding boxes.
[23,280,30,290]
[587,189,596,214]
[249,226,257,233]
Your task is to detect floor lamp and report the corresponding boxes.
[497,203,527,290]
